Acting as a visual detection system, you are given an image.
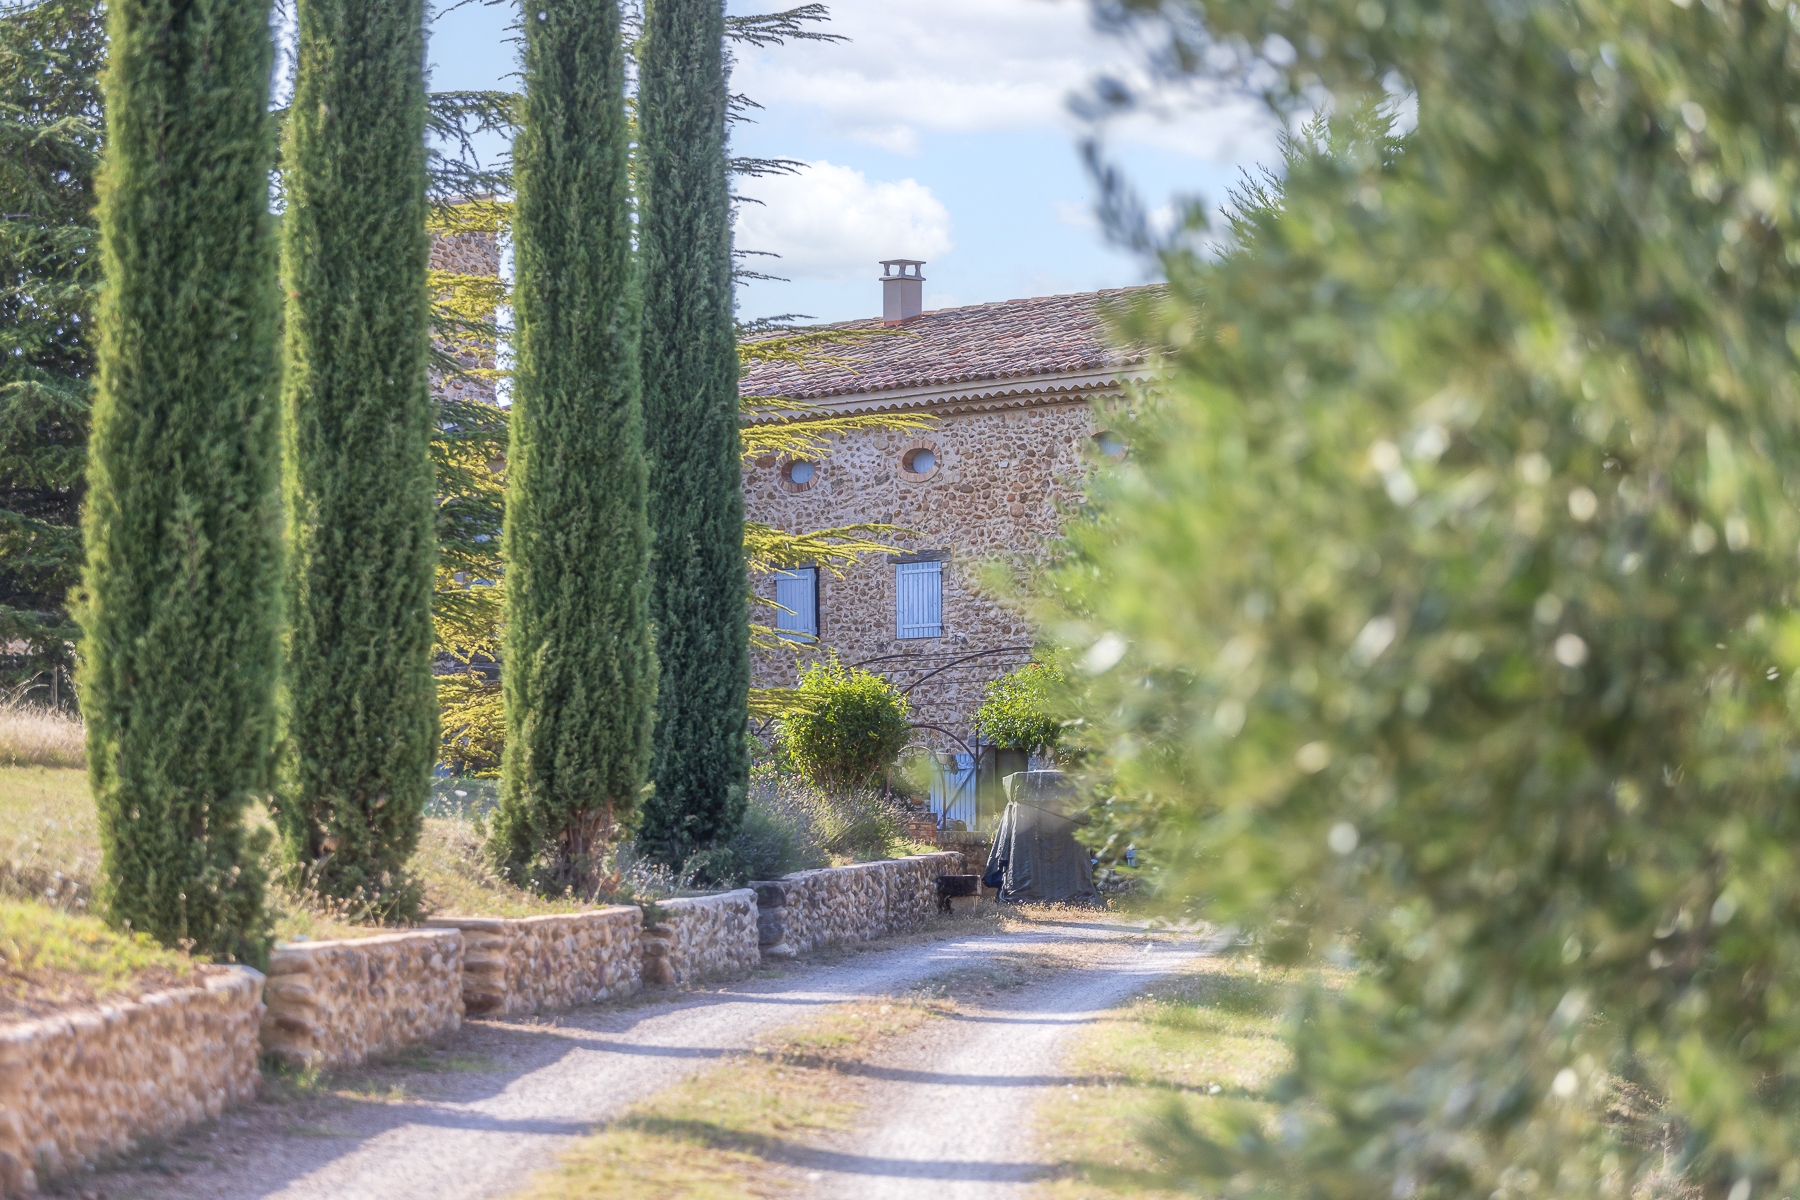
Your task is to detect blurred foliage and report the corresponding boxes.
[1038,0,1800,1194]
[973,662,1066,754]
[778,652,913,793]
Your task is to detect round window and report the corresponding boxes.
[1096,432,1126,457]
[788,460,815,484]
[904,448,935,474]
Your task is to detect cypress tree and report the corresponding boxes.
[489,0,654,884]
[637,0,749,866]
[81,0,282,958]
[277,0,437,908]
[0,0,104,706]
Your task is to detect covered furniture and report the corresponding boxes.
[982,771,1097,904]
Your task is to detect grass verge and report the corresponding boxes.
[0,898,201,1020]
[508,996,953,1200]
[1031,955,1312,1198]
[0,766,588,944]
[0,765,98,909]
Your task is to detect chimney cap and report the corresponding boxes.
[879,259,926,280]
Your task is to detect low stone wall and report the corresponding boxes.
[641,890,760,986]
[425,908,642,1016]
[0,967,264,1197]
[753,852,965,959]
[937,831,992,877]
[261,929,465,1069]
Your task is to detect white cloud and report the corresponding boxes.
[730,0,1279,164]
[1052,199,1098,230]
[735,161,954,283]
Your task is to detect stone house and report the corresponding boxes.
[740,261,1150,828]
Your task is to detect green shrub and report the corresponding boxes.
[777,653,912,793]
[727,785,808,881]
[1042,0,1800,1193]
[973,663,1065,755]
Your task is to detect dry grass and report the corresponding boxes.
[1031,956,1328,1198]
[411,815,592,919]
[0,765,100,910]
[0,765,586,944]
[0,699,84,770]
[510,995,952,1200]
[0,898,202,1020]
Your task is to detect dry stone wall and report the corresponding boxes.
[6,858,988,1194]
[744,399,1119,756]
[261,930,465,1069]
[937,831,993,877]
[752,852,964,959]
[0,967,264,1198]
[425,909,642,1017]
[641,891,760,986]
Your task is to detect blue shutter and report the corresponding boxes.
[775,568,817,642]
[895,560,942,638]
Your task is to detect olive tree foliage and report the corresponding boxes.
[1037,0,1800,1195]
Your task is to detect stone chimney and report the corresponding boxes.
[879,259,925,322]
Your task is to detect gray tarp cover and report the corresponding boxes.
[984,771,1096,903]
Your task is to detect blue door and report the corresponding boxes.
[929,753,977,830]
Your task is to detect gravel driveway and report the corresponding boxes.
[799,930,1207,1199]
[97,911,1204,1200]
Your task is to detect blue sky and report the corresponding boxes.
[425,0,1279,324]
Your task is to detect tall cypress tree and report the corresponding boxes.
[489,0,654,885]
[81,0,281,958]
[637,0,749,867]
[0,0,104,707]
[277,0,437,908]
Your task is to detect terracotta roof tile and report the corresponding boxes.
[738,285,1161,401]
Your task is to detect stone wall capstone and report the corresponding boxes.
[0,966,264,1198]
[424,908,642,1017]
[640,891,760,986]
[752,852,964,959]
[260,929,465,1069]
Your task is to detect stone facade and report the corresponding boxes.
[738,281,1152,802]
[751,852,964,959]
[0,967,264,1197]
[261,930,466,1069]
[745,399,1119,759]
[641,891,761,986]
[424,909,643,1017]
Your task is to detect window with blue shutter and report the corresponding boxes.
[774,568,817,642]
[895,560,943,638]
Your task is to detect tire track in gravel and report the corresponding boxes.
[101,912,1173,1200]
[792,927,1215,1199]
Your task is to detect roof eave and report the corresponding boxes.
[741,364,1155,424]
